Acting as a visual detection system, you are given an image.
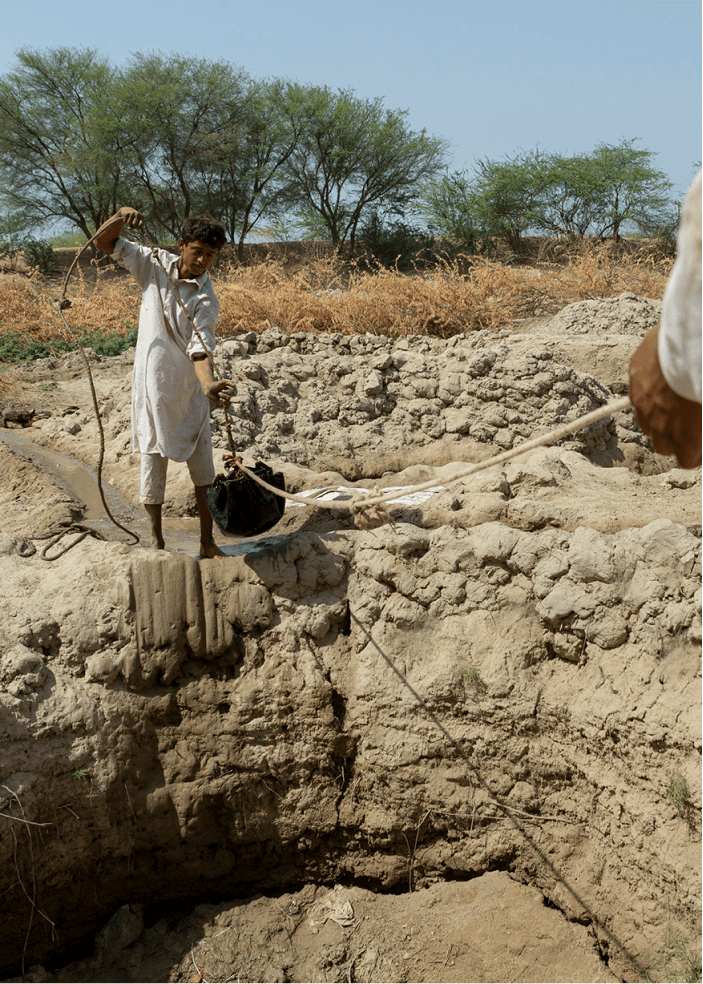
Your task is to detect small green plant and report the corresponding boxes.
[457,666,487,696]
[0,326,138,364]
[666,772,689,819]
[0,335,72,363]
[0,236,58,274]
[40,381,57,391]
[81,326,138,356]
[22,238,59,275]
[72,768,89,781]
[643,923,702,983]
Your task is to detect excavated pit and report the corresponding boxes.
[0,298,700,983]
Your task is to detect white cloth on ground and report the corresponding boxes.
[111,240,220,460]
[657,170,702,404]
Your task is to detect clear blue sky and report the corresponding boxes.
[1,0,700,200]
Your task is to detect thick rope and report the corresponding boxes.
[39,216,141,556]
[235,396,632,528]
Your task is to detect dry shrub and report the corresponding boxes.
[528,239,674,314]
[215,239,672,338]
[0,239,673,345]
[216,254,551,337]
[0,363,20,402]
[0,275,58,338]
[0,266,141,346]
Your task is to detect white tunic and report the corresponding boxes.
[112,240,220,461]
[657,171,702,404]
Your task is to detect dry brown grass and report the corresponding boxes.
[0,364,20,402]
[0,239,673,347]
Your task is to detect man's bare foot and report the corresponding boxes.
[199,541,227,559]
[150,534,166,550]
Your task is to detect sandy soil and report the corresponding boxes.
[0,286,700,984]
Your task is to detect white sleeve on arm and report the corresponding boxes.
[110,240,156,289]
[657,170,702,404]
[185,282,220,360]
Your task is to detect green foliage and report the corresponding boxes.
[456,666,487,696]
[0,46,678,257]
[21,238,58,274]
[0,325,137,364]
[0,235,58,273]
[281,84,449,249]
[0,47,122,238]
[666,772,689,818]
[356,211,436,270]
[643,923,702,983]
[0,49,448,254]
[417,170,492,257]
[420,140,677,252]
[72,768,89,781]
[0,335,66,363]
[84,325,138,356]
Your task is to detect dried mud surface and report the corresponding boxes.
[0,292,700,984]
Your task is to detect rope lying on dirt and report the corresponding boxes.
[235,396,632,529]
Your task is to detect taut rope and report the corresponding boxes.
[142,229,634,529]
[234,397,632,529]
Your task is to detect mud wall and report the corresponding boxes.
[0,517,700,980]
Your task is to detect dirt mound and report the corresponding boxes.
[547,290,662,336]
[0,292,699,983]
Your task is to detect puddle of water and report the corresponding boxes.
[0,429,452,558]
[0,429,255,557]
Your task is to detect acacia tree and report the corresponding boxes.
[421,141,677,250]
[417,169,481,245]
[0,47,130,238]
[194,77,304,260]
[282,85,449,249]
[115,53,256,241]
[581,139,673,241]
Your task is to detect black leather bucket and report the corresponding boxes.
[204,461,286,537]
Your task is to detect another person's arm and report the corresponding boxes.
[628,325,701,468]
[629,171,702,469]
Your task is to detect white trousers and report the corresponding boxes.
[140,430,216,504]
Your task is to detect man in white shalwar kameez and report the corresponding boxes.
[94,207,236,556]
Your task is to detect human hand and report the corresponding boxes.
[629,325,702,469]
[117,206,144,230]
[204,379,236,408]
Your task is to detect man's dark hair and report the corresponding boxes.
[180,214,227,250]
